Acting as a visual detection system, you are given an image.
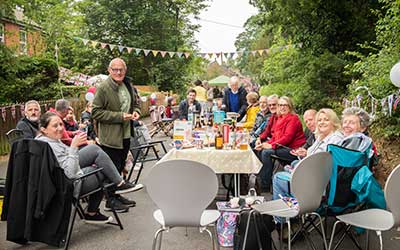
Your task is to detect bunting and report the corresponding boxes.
[73,37,303,60]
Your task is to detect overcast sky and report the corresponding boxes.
[192,0,258,53]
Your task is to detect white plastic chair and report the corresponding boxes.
[252,152,333,250]
[328,164,400,250]
[146,159,220,250]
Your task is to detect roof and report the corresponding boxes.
[0,7,42,30]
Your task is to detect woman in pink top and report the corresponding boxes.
[254,96,306,191]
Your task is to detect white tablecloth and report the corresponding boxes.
[159,147,262,174]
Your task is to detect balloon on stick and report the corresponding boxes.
[88,86,96,94]
[85,92,94,102]
[390,62,400,88]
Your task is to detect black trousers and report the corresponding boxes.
[100,138,131,174]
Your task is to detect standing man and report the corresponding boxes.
[92,58,141,212]
[16,100,41,138]
[178,88,201,120]
[222,76,248,121]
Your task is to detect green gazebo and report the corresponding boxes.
[208,75,230,87]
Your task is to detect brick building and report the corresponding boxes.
[0,7,45,55]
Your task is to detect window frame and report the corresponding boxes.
[19,29,27,54]
[0,23,4,43]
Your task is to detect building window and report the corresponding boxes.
[0,23,4,43]
[19,29,27,54]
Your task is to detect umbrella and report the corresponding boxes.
[208,75,230,87]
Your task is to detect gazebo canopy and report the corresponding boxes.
[208,75,230,87]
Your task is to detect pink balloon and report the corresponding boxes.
[88,86,96,94]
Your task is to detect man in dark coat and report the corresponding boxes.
[16,100,41,139]
[222,76,248,121]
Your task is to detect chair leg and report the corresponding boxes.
[203,227,216,250]
[152,228,165,250]
[311,212,328,250]
[376,231,383,250]
[64,203,78,250]
[287,220,292,250]
[365,229,369,250]
[328,220,342,250]
[157,230,163,250]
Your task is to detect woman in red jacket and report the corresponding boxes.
[255,96,306,191]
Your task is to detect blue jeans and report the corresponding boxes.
[259,147,297,190]
[272,172,292,223]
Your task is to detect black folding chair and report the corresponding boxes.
[64,170,123,250]
[6,129,24,145]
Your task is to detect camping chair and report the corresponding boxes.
[324,144,386,250]
[252,152,333,250]
[2,139,123,250]
[6,129,24,145]
[126,126,168,183]
[146,159,220,250]
[328,164,400,250]
[149,105,174,138]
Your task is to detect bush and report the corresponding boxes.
[0,45,60,104]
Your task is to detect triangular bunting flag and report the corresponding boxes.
[184,52,190,58]
[257,50,264,56]
[208,53,214,58]
[100,43,108,49]
[176,52,183,58]
[237,51,243,57]
[127,47,133,53]
[230,52,235,58]
[135,49,142,55]
[151,50,159,57]
[200,53,207,58]
[251,51,257,56]
[118,45,125,53]
[109,44,116,51]
[264,49,270,54]
[73,37,80,41]
[143,50,150,56]
[160,51,167,58]
[91,41,98,48]
[168,52,175,58]
[215,53,221,58]
[298,43,303,48]
[82,39,89,45]
[223,53,229,58]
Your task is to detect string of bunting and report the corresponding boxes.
[73,37,303,59]
[343,86,400,118]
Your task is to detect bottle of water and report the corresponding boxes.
[188,104,194,126]
[211,100,218,112]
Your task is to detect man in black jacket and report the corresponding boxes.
[16,100,41,138]
[178,88,202,120]
[222,76,248,121]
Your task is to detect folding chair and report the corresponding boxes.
[126,133,168,183]
[149,105,174,138]
[328,164,400,250]
[6,129,24,145]
[64,171,123,250]
[324,143,385,250]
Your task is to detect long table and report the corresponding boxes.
[159,147,262,196]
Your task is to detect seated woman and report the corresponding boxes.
[63,107,79,132]
[254,96,306,191]
[237,92,260,130]
[37,112,137,224]
[272,108,343,206]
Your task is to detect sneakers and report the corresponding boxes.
[115,181,143,194]
[116,195,136,207]
[104,197,129,213]
[84,211,113,224]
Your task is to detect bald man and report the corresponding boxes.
[222,76,248,121]
[303,109,317,149]
[92,58,142,212]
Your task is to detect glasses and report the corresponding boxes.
[110,68,125,73]
[278,104,289,107]
[268,103,277,107]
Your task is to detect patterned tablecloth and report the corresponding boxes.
[159,147,262,174]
